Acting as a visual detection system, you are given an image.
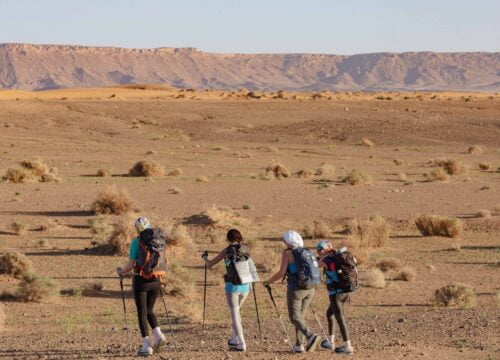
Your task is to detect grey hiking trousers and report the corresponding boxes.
[287,288,315,346]
[225,290,249,343]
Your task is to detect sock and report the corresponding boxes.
[345,340,352,348]
[142,336,151,351]
[153,327,163,340]
[328,335,334,344]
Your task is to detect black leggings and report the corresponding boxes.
[327,293,350,341]
[132,276,160,337]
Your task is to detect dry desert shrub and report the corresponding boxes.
[165,263,196,298]
[295,168,314,178]
[303,220,332,239]
[40,172,62,183]
[375,257,402,272]
[204,205,250,228]
[10,221,26,235]
[266,163,291,179]
[415,214,462,238]
[433,283,476,308]
[426,168,449,182]
[393,159,404,166]
[467,145,485,155]
[342,169,372,185]
[315,162,335,177]
[347,215,390,248]
[107,219,135,256]
[395,266,417,282]
[88,216,113,243]
[20,158,49,176]
[146,150,158,156]
[16,273,58,302]
[164,224,194,248]
[129,160,165,177]
[365,268,386,289]
[433,159,468,176]
[196,176,209,183]
[3,168,36,183]
[91,186,134,215]
[167,187,182,194]
[255,245,281,273]
[85,281,104,292]
[479,162,491,171]
[475,209,491,218]
[96,169,111,177]
[361,138,374,147]
[168,168,183,176]
[0,252,32,278]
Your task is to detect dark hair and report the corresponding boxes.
[227,229,243,243]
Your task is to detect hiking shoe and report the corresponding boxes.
[231,344,246,352]
[306,334,320,352]
[153,336,166,352]
[320,339,333,350]
[228,337,239,347]
[137,346,153,357]
[334,345,354,355]
[293,345,304,353]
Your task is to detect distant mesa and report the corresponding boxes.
[0,43,499,91]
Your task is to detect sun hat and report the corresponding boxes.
[316,240,330,251]
[134,216,151,234]
[283,230,304,248]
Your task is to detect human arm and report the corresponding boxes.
[203,249,226,269]
[263,250,291,285]
[116,258,135,276]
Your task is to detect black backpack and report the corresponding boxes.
[224,244,250,285]
[135,228,166,279]
[327,250,358,293]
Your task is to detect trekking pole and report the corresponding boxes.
[310,303,329,344]
[264,284,294,352]
[252,284,263,346]
[159,286,179,353]
[202,251,208,332]
[119,275,132,351]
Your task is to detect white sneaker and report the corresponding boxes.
[294,345,304,353]
[306,334,320,352]
[334,345,354,355]
[153,334,166,352]
[228,337,239,347]
[137,346,153,357]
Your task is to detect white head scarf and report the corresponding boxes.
[283,230,304,248]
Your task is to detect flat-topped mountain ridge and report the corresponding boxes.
[1,43,499,91]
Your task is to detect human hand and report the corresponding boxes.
[116,267,123,276]
[201,251,208,261]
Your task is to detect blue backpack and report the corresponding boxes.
[290,247,321,289]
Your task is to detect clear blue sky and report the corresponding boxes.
[1,0,499,54]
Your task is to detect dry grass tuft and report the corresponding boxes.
[88,216,113,243]
[433,159,468,176]
[96,169,111,177]
[20,158,49,176]
[303,220,332,239]
[146,150,158,156]
[196,176,209,183]
[165,263,196,298]
[0,253,32,278]
[395,266,417,282]
[85,281,104,292]
[467,145,485,155]
[348,215,390,248]
[255,245,281,273]
[204,205,250,228]
[129,160,165,177]
[342,169,372,185]
[40,172,62,183]
[361,138,374,147]
[167,187,182,194]
[415,214,462,238]
[266,163,291,179]
[315,162,335,177]
[164,224,194,248]
[426,168,449,182]
[3,168,36,183]
[479,162,491,171]
[476,210,491,218]
[375,258,402,272]
[91,186,134,215]
[16,273,58,302]
[425,263,436,272]
[365,268,385,288]
[107,219,135,256]
[295,168,314,178]
[433,283,476,308]
[10,221,27,235]
[393,159,404,166]
[168,168,183,176]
